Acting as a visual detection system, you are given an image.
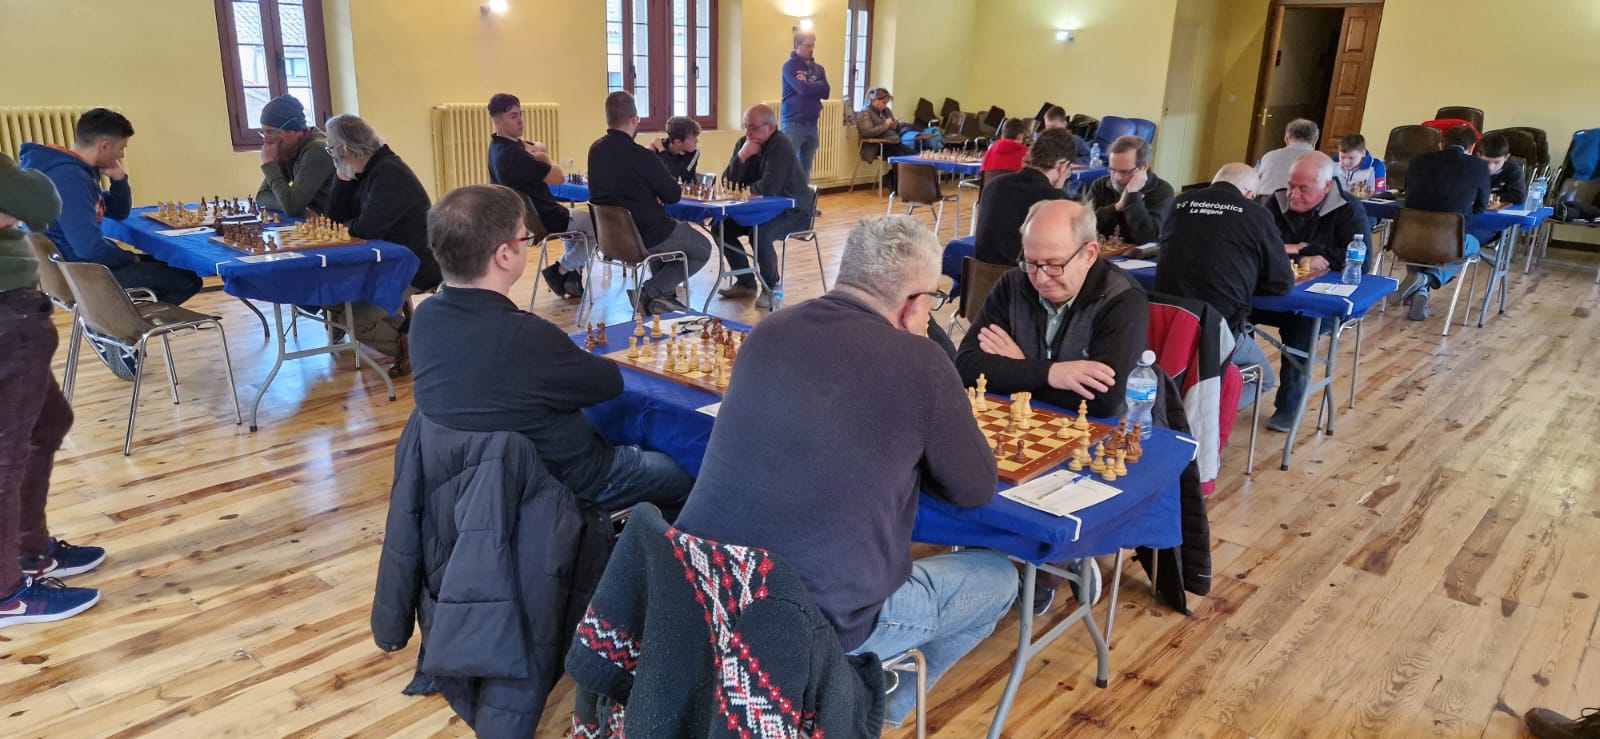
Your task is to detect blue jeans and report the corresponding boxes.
[1407,233,1480,287]
[112,256,203,305]
[720,209,810,288]
[585,445,694,520]
[783,122,820,183]
[848,550,1018,727]
[1230,329,1276,412]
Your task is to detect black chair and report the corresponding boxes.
[979,106,1005,139]
[1382,125,1443,192]
[940,97,962,118]
[913,97,936,129]
[584,204,694,320]
[1435,106,1485,133]
[948,256,1011,336]
[1385,209,1477,335]
[1068,114,1099,142]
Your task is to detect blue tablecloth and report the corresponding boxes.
[890,155,981,177]
[574,312,1191,566]
[1121,261,1397,320]
[1071,166,1109,184]
[548,182,794,228]
[104,207,419,313]
[1359,198,1553,231]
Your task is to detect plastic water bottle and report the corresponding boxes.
[1526,177,1548,210]
[1342,234,1366,285]
[1089,142,1102,168]
[1125,350,1158,440]
[770,285,784,311]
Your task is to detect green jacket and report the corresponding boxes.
[256,130,336,216]
[0,152,64,293]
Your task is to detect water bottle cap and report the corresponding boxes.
[1140,349,1156,365]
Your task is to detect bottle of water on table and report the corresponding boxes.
[1125,350,1158,440]
[1089,142,1102,168]
[1342,234,1366,285]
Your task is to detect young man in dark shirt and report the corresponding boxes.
[1390,125,1489,321]
[649,116,702,183]
[714,104,813,310]
[1084,135,1175,245]
[587,92,711,316]
[410,183,693,517]
[487,93,593,300]
[674,215,1016,729]
[1155,163,1294,407]
[972,127,1075,266]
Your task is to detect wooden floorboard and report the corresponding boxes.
[4,188,1598,737]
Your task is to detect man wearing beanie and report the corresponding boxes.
[254,94,335,217]
[0,152,107,629]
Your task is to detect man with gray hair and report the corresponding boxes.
[1261,150,1371,431]
[714,104,813,309]
[1084,135,1174,245]
[1155,163,1295,406]
[323,113,439,377]
[675,215,1016,729]
[1256,118,1320,195]
[410,184,693,516]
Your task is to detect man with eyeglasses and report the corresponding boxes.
[956,199,1147,616]
[973,127,1077,266]
[254,94,334,217]
[714,104,813,310]
[675,215,1016,730]
[1084,135,1174,245]
[410,184,693,518]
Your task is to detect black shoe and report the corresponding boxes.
[1031,585,1057,617]
[1524,706,1600,739]
[91,341,138,381]
[541,263,566,296]
[562,270,585,299]
[646,296,689,316]
[1407,287,1430,321]
[1266,410,1295,432]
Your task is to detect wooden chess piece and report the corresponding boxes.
[1101,461,1117,482]
[1010,437,1028,463]
[1115,449,1128,476]
[1067,452,1085,472]
[1055,416,1073,439]
[1089,445,1105,474]
[597,323,608,345]
[975,374,989,411]
[651,315,663,339]
[1075,400,1090,431]
[1129,425,1143,462]
[627,336,638,358]
[634,315,646,337]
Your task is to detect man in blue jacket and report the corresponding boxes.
[20,109,202,307]
[780,30,829,186]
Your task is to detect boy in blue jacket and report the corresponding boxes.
[20,109,201,308]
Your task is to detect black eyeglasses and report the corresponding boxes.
[1018,240,1093,276]
[906,289,950,310]
[517,233,539,244]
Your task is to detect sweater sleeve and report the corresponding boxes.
[337,164,427,241]
[857,111,892,140]
[520,318,625,413]
[783,59,830,99]
[954,276,1056,394]
[1308,201,1373,271]
[642,147,683,205]
[1255,211,1295,296]
[919,352,999,509]
[259,147,336,216]
[722,137,752,183]
[1083,287,1149,418]
[493,145,554,201]
[103,176,131,220]
[1120,179,1173,245]
[325,176,360,224]
[1496,161,1528,205]
[51,172,133,268]
[755,139,802,197]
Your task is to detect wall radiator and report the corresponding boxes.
[761,98,873,188]
[0,106,92,162]
[430,102,559,194]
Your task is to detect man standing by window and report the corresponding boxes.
[780,30,829,188]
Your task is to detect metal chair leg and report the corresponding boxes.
[1349,319,1363,410]
[160,333,179,403]
[63,314,83,403]
[124,339,149,456]
[213,321,243,425]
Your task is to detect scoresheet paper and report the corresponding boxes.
[1306,282,1357,297]
[1000,470,1124,517]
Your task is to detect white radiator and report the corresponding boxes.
[0,106,92,161]
[430,102,559,194]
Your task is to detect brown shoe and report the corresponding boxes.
[388,333,412,378]
[1525,707,1600,739]
[717,282,758,299]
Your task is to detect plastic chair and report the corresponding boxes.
[1068,114,1099,142]
[55,258,241,455]
[28,236,157,402]
[940,97,961,118]
[913,98,936,129]
[851,136,899,194]
[1386,209,1477,335]
[779,185,828,306]
[583,204,693,322]
[888,162,957,239]
[1128,118,1158,144]
[1434,106,1485,132]
[942,111,971,149]
[1382,125,1442,192]
[947,256,1010,336]
[523,202,591,313]
[979,107,1005,139]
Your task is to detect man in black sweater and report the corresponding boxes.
[486,93,594,300]
[956,199,1147,615]
[410,184,693,517]
[324,114,440,378]
[587,92,711,316]
[1084,135,1174,245]
[715,104,813,310]
[1392,125,1490,321]
[972,127,1075,266]
[1156,164,1293,408]
[675,215,1016,729]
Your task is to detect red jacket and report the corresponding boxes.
[1145,294,1242,495]
[980,139,1027,173]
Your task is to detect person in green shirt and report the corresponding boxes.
[254,94,335,216]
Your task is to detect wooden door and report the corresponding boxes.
[1320,5,1383,154]
[1245,3,1287,163]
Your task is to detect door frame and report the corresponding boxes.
[1244,0,1384,162]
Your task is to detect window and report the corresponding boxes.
[606,0,718,131]
[843,0,874,110]
[215,0,333,149]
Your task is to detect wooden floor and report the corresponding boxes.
[4,189,1598,738]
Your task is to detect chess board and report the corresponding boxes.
[1293,264,1330,284]
[973,398,1116,484]
[144,209,213,229]
[208,234,366,253]
[600,328,745,397]
[1099,242,1139,260]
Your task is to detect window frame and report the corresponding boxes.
[844,0,875,110]
[607,0,719,133]
[214,0,334,151]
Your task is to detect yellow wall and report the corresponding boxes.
[1196,0,1271,174]
[0,0,270,201]
[881,0,979,116]
[966,0,1178,127]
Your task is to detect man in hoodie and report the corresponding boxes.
[780,30,829,184]
[0,153,107,629]
[253,94,335,217]
[981,118,1029,174]
[21,109,202,306]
